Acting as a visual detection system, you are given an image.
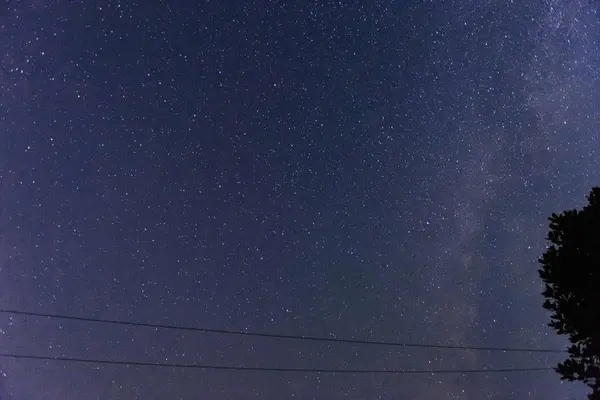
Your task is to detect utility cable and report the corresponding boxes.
[0,309,565,354]
[0,353,554,374]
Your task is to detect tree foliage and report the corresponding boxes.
[539,187,600,399]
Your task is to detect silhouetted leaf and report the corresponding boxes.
[540,187,600,398]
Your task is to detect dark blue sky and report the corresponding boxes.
[0,0,598,398]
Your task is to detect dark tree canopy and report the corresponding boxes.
[539,187,600,399]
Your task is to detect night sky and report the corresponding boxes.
[0,0,598,399]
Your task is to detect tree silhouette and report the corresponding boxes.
[539,187,600,400]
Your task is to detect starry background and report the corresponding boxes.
[0,0,598,399]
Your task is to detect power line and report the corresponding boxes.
[0,309,565,354]
[0,353,553,374]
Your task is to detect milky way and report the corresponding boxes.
[0,0,598,398]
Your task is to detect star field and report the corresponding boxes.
[0,0,598,399]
